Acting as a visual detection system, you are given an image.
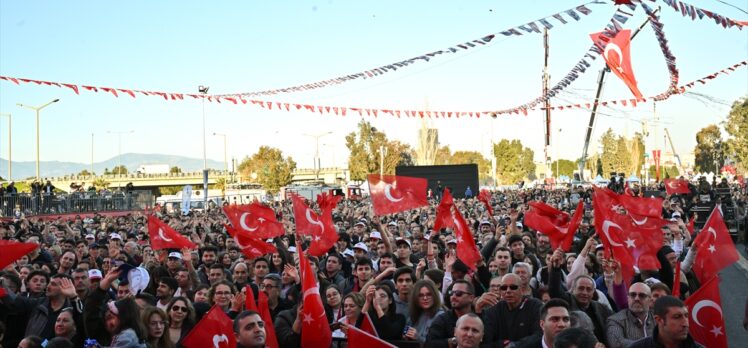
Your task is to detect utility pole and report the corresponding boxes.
[543,28,552,181]
[0,113,10,180]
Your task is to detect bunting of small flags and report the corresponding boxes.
[1,60,743,118]
[660,0,747,29]
[211,1,604,98]
[641,1,680,101]
[489,2,638,116]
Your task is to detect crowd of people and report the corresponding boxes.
[0,177,747,348]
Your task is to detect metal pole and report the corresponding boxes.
[91,133,94,178]
[36,109,40,180]
[0,113,10,180]
[199,86,209,210]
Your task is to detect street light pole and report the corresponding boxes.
[199,85,210,209]
[0,113,10,180]
[213,132,228,176]
[556,128,562,179]
[17,99,60,180]
[91,133,94,178]
[302,132,332,181]
[107,130,134,188]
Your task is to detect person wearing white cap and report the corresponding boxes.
[352,242,369,261]
[395,238,414,268]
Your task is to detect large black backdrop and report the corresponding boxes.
[396,164,479,199]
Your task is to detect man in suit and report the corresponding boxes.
[516,298,571,348]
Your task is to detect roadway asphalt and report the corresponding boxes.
[721,241,748,347]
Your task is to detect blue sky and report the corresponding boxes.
[1,0,746,174]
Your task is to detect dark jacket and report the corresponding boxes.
[0,290,78,340]
[369,309,407,341]
[425,309,459,348]
[480,297,543,348]
[549,265,613,346]
[629,325,704,348]
[515,332,543,348]
[274,306,301,348]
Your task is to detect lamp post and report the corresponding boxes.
[17,99,59,180]
[91,133,94,179]
[302,132,332,181]
[107,130,134,187]
[199,85,209,209]
[0,113,11,180]
[213,132,228,177]
[556,128,562,179]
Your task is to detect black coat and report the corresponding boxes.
[480,297,542,348]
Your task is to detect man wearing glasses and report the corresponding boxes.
[261,274,291,322]
[606,282,654,348]
[480,273,543,347]
[426,279,475,347]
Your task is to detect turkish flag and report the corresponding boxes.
[258,288,279,348]
[524,201,582,251]
[593,188,635,283]
[360,312,379,337]
[181,305,236,348]
[225,224,277,260]
[590,29,643,99]
[687,217,695,235]
[673,261,682,298]
[684,276,728,348]
[692,209,739,282]
[617,216,665,271]
[452,207,482,271]
[245,285,258,311]
[223,203,285,239]
[478,189,494,216]
[664,178,691,195]
[297,241,333,348]
[147,215,196,250]
[0,240,39,269]
[347,326,397,348]
[433,188,455,232]
[292,194,338,257]
[368,174,428,216]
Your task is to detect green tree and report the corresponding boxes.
[111,165,128,175]
[170,166,182,174]
[550,159,577,178]
[434,145,451,165]
[238,146,296,194]
[599,128,641,176]
[694,125,725,173]
[451,151,491,179]
[345,120,416,181]
[493,139,536,184]
[650,165,680,179]
[78,169,93,177]
[158,186,181,195]
[723,97,748,173]
[93,178,110,190]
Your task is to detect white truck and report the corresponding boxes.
[136,164,170,175]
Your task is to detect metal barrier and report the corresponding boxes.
[0,190,155,217]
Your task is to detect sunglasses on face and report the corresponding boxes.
[171,306,188,312]
[628,292,649,299]
[449,290,473,297]
[500,284,520,291]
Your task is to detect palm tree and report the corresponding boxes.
[214,178,227,200]
[93,178,110,191]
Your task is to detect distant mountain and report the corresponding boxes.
[0,153,225,180]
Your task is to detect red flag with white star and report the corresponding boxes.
[223,202,285,239]
[297,240,332,348]
[692,209,738,282]
[590,29,643,99]
[225,224,276,260]
[684,276,728,348]
[292,194,338,257]
[148,215,196,250]
[433,188,455,232]
[367,174,428,216]
[664,178,691,195]
[452,207,482,271]
[181,305,236,348]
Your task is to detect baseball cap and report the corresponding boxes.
[395,238,411,248]
[353,242,369,252]
[480,220,492,226]
[342,249,355,258]
[110,233,122,241]
[515,222,524,229]
[369,231,382,240]
[88,269,103,280]
[168,252,182,260]
[85,234,95,240]
[446,236,457,245]
[355,221,366,227]
[672,212,681,218]
[288,246,297,253]
[388,221,398,227]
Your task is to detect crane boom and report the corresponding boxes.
[664,128,684,174]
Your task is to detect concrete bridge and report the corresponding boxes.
[47,167,350,191]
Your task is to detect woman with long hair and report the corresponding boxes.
[207,280,236,313]
[166,297,195,346]
[53,307,83,347]
[324,284,343,323]
[362,284,406,340]
[404,279,443,342]
[142,306,175,348]
[84,267,147,347]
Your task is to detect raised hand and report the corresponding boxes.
[58,277,78,298]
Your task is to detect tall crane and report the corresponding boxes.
[664,128,684,175]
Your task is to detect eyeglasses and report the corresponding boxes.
[171,306,188,312]
[449,290,473,297]
[215,291,233,296]
[500,284,520,291]
[628,292,649,299]
[418,292,433,299]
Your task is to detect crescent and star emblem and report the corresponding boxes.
[305,209,325,232]
[234,235,252,249]
[631,216,648,225]
[602,220,624,247]
[384,183,403,202]
[691,299,724,337]
[212,334,229,348]
[239,212,259,232]
[158,229,173,242]
[604,42,625,74]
